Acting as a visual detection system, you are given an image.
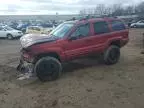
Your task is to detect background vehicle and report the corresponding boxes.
[17,23,30,33]
[0,26,23,39]
[18,17,129,81]
[26,26,43,34]
[26,26,53,34]
[130,20,144,28]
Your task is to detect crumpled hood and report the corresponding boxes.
[20,34,56,48]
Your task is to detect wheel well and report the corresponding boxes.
[34,52,61,63]
[7,33,12,36]
[110,40,121,47]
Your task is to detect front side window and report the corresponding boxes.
[111,20,126,31]
[93,21,110,34]
[71,24,90,38]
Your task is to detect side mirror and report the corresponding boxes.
[68,36,77,40]
[68,34,84,41]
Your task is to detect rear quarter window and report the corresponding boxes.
[111,20,126,31]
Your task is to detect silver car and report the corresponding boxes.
[0,26,23,39]
[130,20,144,28]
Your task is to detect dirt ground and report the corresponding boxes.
[0,29,144,108]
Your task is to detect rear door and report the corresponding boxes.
[87,20,112,53]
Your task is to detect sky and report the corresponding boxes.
[0,0,143,15]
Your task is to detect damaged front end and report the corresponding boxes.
[17,34,37,80]
[17,49,35,80]
[17,33,57,80]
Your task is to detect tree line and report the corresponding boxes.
[79,2,144,16]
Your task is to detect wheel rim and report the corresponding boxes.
[7,35,12,39]
[38,60,57,77]
[109,49,120,61]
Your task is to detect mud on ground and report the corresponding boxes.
[0,29,144,108]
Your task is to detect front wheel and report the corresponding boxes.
[34,56,62,82]
[104,45,120,65]
[7,34,13,40]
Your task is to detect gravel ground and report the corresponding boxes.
[0,29,144,108]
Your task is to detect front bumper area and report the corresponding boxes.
[17,56,34,75]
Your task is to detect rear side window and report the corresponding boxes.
[93,21,110,34]
[111,20,126,31]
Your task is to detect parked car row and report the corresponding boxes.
[0,19,62,34]
[0,20,62,34]
[0,24,56,39]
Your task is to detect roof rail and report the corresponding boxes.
[78,15,112,21]
[78,15,100,21]
[67,15,117,21]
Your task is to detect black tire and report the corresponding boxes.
[133,25,137,28]
[104,45,120,65]
[7,34,13,40]
[34,56,62,82]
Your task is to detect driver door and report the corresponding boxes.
[64,23,92,60]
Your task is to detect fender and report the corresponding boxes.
[106,36,123,48]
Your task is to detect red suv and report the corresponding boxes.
[18,17,129,81]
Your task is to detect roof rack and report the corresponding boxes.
[78,15,100,21]
[67,15,117,21]
[77,15,116,21]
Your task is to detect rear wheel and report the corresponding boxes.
[7,34,13,40]
[34,56,62,82]
[104,45,120,65]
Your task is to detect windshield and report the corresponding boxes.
[50,23,74,38]
[4,26,14,30]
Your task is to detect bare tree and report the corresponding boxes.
[88,8,93,15]
[96,4,112,16]
[96,4,106,15]
[112,4,124,16]
[136,2,144,13]
[105,6,113,15]
[79,9,86,16]
[79,1,144,17]
[124,6,135,15]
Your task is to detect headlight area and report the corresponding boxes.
[21,47,34,63]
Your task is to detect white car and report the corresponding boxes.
[130,20,144,28]
[0,26,23,39]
